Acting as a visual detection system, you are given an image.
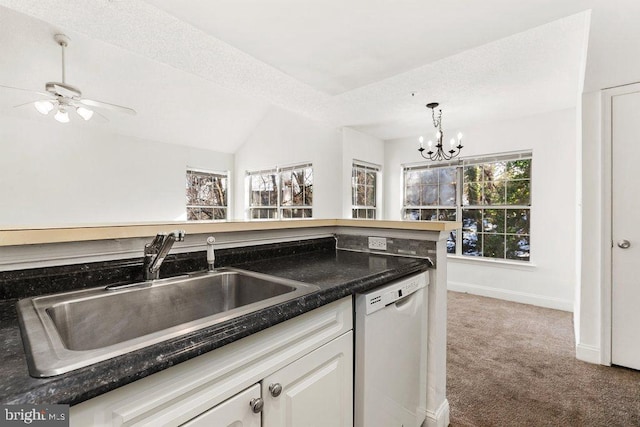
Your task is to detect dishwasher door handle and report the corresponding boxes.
[393,289,421,310]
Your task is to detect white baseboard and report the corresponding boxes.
[448,281,573,312]
[423,399,450,427]
[576,343,601,364]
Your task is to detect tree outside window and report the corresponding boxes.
[249,170,278,219]
[403,152,531,261]
[280,165,313,218]
[403,166,457,221]
[247,163,313,219]
[352,162,380,219]
[186,169,228,220]
[461,158,531,261]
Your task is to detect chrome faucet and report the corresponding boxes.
[143,230,185,280]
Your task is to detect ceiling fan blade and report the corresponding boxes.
[13,99,59,115]
[12,100,38,109]
[78,98,136,115]
[90,109,110,123]
[0,84,52,98]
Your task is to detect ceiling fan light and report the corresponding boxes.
[34,100,54,115]
[54,108,70,123]
[76,106,94,121]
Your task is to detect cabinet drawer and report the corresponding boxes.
[181,384,261,427]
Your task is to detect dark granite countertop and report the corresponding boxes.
[0,248,428,405]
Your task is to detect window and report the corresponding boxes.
[352,161,380,219]
[247,163,313,219]
[248,169,278,219]
[186,168,228,220]
[403,152,531,261]
[280,164,313,218]
[403,164,457,222]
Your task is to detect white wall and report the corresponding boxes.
[575,91,603,363]
[341,128,385,218]
[0,114,234,227]
[233,107,343,219]
[583,0,640,92]
[384,108,578,311]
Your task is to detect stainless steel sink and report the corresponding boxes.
[17,268,319,377]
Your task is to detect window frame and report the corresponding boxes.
[279,163,313,219]
[247,168,279,220]
[246,162,313,220]
[402,151,532,262]
[186,167,229,221]
[351,160,381,219]
[402,160,459,222]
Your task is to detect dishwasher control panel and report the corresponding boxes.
[363,272,428,315]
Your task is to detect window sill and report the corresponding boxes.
[447,254,537,270]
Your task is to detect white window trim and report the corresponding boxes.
[448,254,537,269]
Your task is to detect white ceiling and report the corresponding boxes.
[146,0,590,96]
[0,0,637,153]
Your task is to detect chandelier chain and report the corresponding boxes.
[432,107,441,130]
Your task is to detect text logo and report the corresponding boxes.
[1,405,68,426]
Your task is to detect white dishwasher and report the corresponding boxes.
[354,271,428,427]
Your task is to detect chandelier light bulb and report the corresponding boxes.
[76,106,94,121]
[54,108,70,123]
[34,100,54,115]
[457,132,463,141]
[418,136,424,148]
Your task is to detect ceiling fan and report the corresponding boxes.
[0,33,136,123]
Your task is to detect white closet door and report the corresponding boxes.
[612,89,640,370]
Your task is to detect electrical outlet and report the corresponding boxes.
[368,236,387,251]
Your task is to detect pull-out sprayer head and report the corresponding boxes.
[207,236,216,271]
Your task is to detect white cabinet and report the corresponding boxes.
[182,331,353,427]
[181,384,261,427]
[262,331,353,427]
[70,297,353,427]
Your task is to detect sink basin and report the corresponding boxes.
[17,268,319,377]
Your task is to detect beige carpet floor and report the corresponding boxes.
[447,291,640,427]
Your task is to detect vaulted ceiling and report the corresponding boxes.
[0,1,638,153]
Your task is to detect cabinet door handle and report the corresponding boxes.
[269,383,283,397]
[618,240,631,249]
[249,397,264,413]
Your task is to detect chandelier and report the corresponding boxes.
[418,102,463,161]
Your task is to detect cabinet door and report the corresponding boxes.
[181,384,261,427]
[262,331,353,427]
